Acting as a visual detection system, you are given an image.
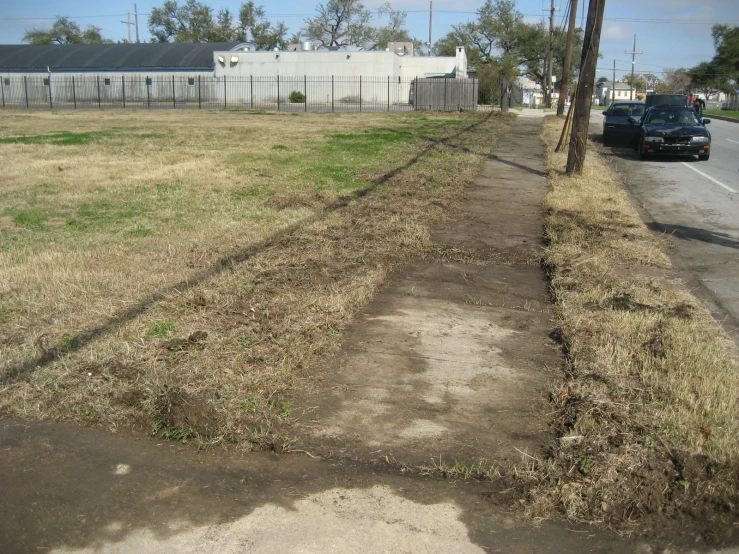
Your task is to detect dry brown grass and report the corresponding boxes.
[527,116,739,534]
[0,108,514,449]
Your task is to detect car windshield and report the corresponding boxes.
[609,103,644,117]
[646,108,700,125]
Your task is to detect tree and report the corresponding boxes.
[148,0,287,46]
[372,4,417,51]
[597,76,608,84]
[518,23,583,98]
[662,67,691,93]
[623,74,647,92]
[236,1,288,50]
[23,16,111,44]
[301,0,374,49]
[711,25,739,85]
[435,30,480,64]
[689,61,732,98]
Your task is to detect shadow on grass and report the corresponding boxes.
[2,114,494,385]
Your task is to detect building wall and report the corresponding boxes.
[212,50,458,79]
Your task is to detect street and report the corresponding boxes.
[593,112,739,345]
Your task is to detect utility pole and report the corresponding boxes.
[557,0,578,116]
[566,0,606,175]
[625,34,642,100]
[544,0,558,108]
[428,1,433,56]
[612,60,616,104]
[121,13,132,43]
[134,4,140,43]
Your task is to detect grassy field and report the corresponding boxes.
[704,109,739,118]
[0,108,514,448]
[531,116,739,530]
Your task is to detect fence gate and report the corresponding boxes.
[412,78,478,111]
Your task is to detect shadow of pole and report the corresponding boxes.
[647,222,739,250]
[2,113,494,385]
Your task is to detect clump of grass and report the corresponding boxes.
[525,116,739,532]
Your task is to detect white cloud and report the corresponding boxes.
[602,23,629,41]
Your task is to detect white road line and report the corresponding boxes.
[680,162,737,193]
[728,139,739,145]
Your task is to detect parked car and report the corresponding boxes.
[644,94,688,109]
[630,105,711,161]
[602,101,645,147]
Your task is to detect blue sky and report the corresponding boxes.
[1,0,737,80]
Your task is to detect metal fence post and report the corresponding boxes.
[146,77,151,109]
[1,77,5,109]
[172,75,176,108]
[97,76,101,109]
[387,76,390,112]
[48,75,53,109]
[198,75,201,109]
[444,78,447,111]
[277,74,280,111]
[223,76,227,108]
[24,76,29,109]
[250,75,254,108]
[331,75,334,112]
[72,75,77,109]
[359,76,362,112]
[122,75,126,108]
[304,75,307,112]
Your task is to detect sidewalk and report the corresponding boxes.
[0,113,654,553]
[297,111,560,468]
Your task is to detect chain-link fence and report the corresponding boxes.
[0,74,505,113]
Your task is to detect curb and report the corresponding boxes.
[704,113,739,124]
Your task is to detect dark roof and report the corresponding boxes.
[0,43,245,72]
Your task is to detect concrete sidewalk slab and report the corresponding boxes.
[297,116,561,467]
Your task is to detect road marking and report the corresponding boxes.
[681,162,737,193]
[728,139,739,145]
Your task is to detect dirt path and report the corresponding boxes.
[295,113,559,468]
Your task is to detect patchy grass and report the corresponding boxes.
[524,116,739,534]
[0,108,514,450]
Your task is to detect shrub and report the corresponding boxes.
[289,90,305,103]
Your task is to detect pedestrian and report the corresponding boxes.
[692,96,705,117]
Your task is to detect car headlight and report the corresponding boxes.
[690,136,709,143]
[643,136,663,143]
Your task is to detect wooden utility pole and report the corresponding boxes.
[134,4,140,43]
[557,0,579,116]
[121,13,132,43]
[566,0,606,175]
[625,35,642,100]
[428,1,433,55]
[544,0,557,108]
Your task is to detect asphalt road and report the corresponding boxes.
[593,112,739,345]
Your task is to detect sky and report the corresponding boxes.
[1,0,738,81]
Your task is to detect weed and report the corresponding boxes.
[163,428,191,443]
[241,336,259,349]
[281,403,292,419]
[579,457,591,475]
[147,322,175,337]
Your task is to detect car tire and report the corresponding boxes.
[638,139,648,160]
[698,152,710,161]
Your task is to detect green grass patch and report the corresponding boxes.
[147,322,175,337]
[704,109,739,118]
[0,131,111,145]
